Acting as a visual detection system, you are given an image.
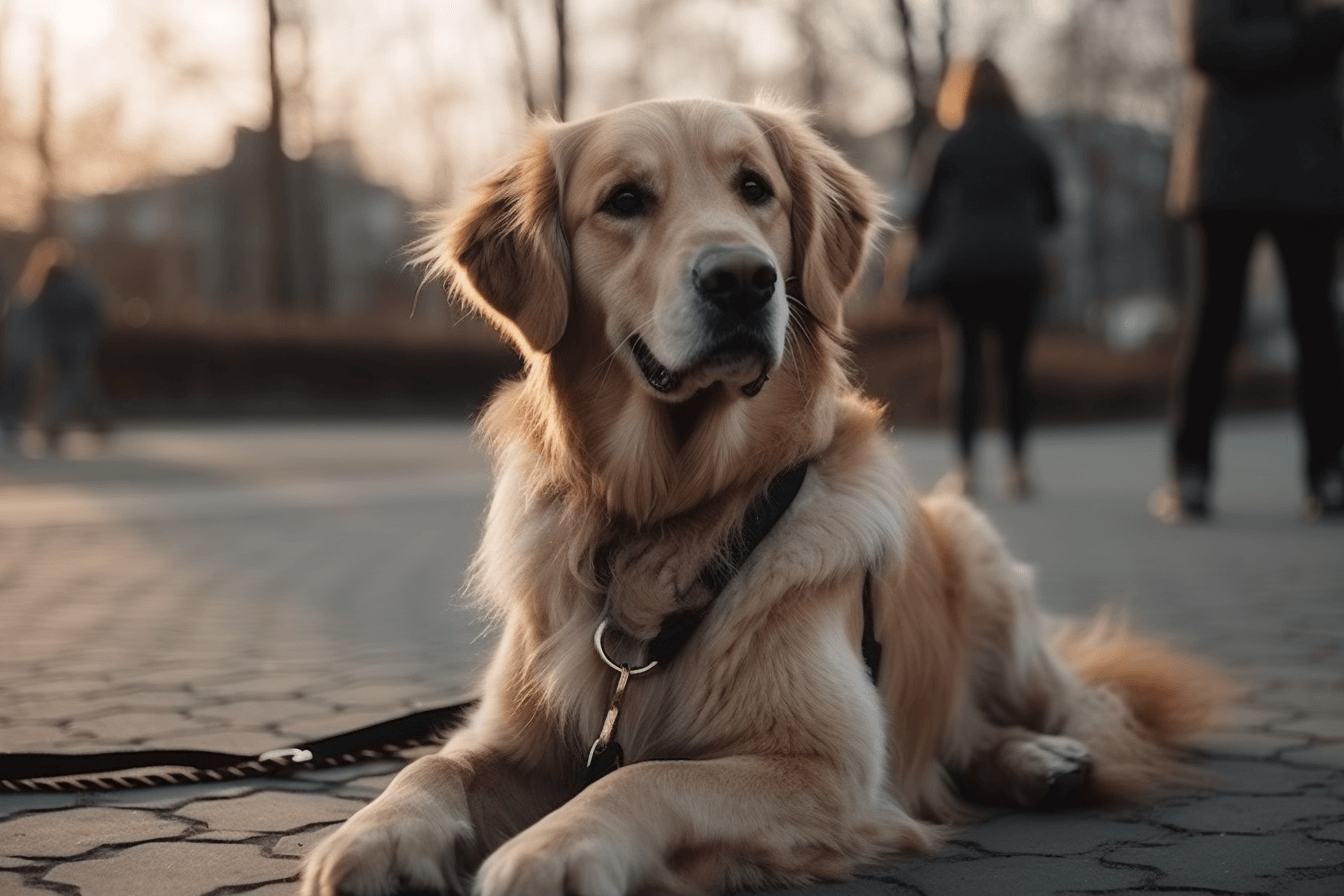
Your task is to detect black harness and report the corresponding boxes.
[583,462,882,786]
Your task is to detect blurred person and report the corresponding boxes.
[911,57,1060,499]
[2,237,113,455]
[1155,0,1344,523]
[0,240,59,453]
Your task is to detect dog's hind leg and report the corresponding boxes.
[955,720,1093,808]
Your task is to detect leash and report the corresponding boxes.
[0,700,476,793]
[584,462,812,784]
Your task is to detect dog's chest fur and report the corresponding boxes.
[471,395,915,775]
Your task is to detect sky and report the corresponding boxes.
[0,0,1179,226]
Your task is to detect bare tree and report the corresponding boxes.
[490,0,569,120]
[554,0,569,120]
[496,0,541,118]
[891,0,951,168]
[261,0,297,312]
[34,23,57,235]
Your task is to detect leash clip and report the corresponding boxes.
[584,620,659,785]
[258,748,314,764]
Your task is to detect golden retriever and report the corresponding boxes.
[302,98,1227,896]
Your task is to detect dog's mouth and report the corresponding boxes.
[629,333,772,397]
[630,334,682,394]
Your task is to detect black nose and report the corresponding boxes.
[693,247,778,315]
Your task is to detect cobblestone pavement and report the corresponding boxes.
[1,415,1340,896]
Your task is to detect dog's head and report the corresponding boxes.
[431,98,881,404]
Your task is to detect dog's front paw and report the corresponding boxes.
[475,824,630,896]
[301,800,473,896]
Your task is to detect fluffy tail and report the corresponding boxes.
[1051,609,1236,803]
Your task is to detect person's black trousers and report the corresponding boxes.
[945,279,1039,463]
[1174,212,1344,486]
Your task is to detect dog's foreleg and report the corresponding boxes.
[474,755,934,896]
[301,750,566,896]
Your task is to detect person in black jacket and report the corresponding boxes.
[1155,0,1344,522]
[913,58,1060,499]
[35,241,112,453]
[1,237,113,455]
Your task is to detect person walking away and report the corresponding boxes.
[1155,0,1344,523]
[1,240,63,453]
[28,237,112,454]
[912,58,1061,499]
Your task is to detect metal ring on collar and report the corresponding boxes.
[592,620,659,675]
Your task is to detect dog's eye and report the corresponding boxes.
[739,172,773,206]
[601,184,653,218]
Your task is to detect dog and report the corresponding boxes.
[301,97,1228,896]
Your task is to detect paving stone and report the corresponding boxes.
[273,707,409,741]
[331,682,451,709]
[1151,794,1344,834]
[335,771,401,795]
[1201,758,1335,795]
[132,728,287,755]
[1310,821,1344,844]
[43,841,296,896]
[0,870,52,894]
[65,711,207,744]
[0,792,83,820]
[0,806,191,858]
[1105,832,1343,893]
[1281,743,1344,769]
[1260,687,1344,716]
[755,876,917,895]
[289,759,403,785]
[952,811,1170,856]
[1214,702,1300,731]
[1194,729,1312,759]
[891,853,1151,894]
[89,781,259,810]
[231,882,306,896]
[1272,717,1344,740]
[188,829,259,842]
[177,791,362,833]
[191,698,341,729]
[0,724,68,751]
[1275,877,1344,896]
[272,823,341,858]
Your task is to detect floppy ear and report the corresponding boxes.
[747,104,883,329]
[427,128,570,355]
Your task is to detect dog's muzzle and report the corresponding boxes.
[692,246,778,318]
[630,246,782,397]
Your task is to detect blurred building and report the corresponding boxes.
[53,129,418,325]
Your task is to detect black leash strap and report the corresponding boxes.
[643,462,810,666]
[861,570,883,684]
[0,700,476,793]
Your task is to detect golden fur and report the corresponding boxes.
[302,98,1228,896]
